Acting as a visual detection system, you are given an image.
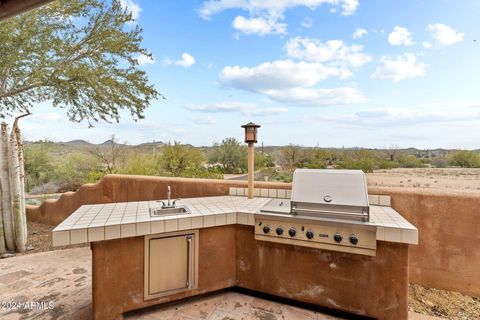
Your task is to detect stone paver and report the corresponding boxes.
[0,247,445,320]
[0,248,92,320]
[124,291,344,320]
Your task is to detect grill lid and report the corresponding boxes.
[290,169,370,221]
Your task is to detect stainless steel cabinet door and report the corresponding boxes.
[145,230,198,300]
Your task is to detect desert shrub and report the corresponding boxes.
[448,150,480,168]
[160,142,205,176]
[378,159,398,169]
[338,158,376,173]
[24,143,56,191]
[208,138,247,173]
[54,152,104,190]
[258,167,280,181]
[431,157,448,168]
[398,155,424,168]
[117,153,161,176]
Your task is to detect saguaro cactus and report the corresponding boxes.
[0,114,29,255]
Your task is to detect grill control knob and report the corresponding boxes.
[288,228,296,237]
[306,231,314,239]
[334,233,343,243]
[262,225,270,234]
[349,235,359,245]
[276,227,284,235]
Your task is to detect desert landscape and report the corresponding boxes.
[367,168,480,192]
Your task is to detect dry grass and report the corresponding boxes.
[367,168,480,191]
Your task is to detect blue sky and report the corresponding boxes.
[22,0,480,148]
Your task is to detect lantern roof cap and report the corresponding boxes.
[241,122,261,128]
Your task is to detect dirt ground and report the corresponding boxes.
[367,168,480,191]
[409,284,480,319]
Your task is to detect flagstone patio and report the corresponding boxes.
[0,248,442,320]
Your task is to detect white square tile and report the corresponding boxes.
[236,188,245,196]
[243,188,248,196]
[277,189,286,199]
[70,229,87,244]
[151,220,165,234]
[401,229,418,244]
[165,219,178,232]
[121,223,136,238]
[105,225,120,240]
[203,215,215,227]
[376,226,385,241]
[268,189,277,198]
[384,228,401,242]
[247,213,255,226]
[254,188,260,197]
[286,190,292,199]
[52,231,70,246]
[178,217,191,230]
[136,222,151,236]
[229,187,236,196]
[237,213,249,225]
[215,214,226,226]
[226,212,236,224]
[368,195,379,205]
[191,216,203,229]
[88,227,104,242]
[379,196,391,206]
[260,188,269,197]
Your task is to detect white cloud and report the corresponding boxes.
[232,16,286,36]
[219,60,366,106]
[422,42,432,49]
[186,101,288,116]
[388,26,414,46]
[194,116,217,125]
[266,87,367,106]
[119,0,142,23]
[301,17,313,28]
[165,53,196,68]
[372,53,427,82]
[199,0,359,35]
[136,54,155,66]
[220,60,350,92]
[352,28,368,39]
[285,37,372,68]
[428,23,464,46]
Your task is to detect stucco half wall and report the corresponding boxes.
[26,174,480,297]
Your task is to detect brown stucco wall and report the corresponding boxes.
[27,175,291,226]
[235,225,409,319]
[369,187,480,297]
[30,175,480,296]
[92,225,409,319]
[92,225,237,320]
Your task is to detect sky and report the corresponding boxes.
[21,0,480,149]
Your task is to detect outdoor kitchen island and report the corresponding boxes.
[52,182,418,319]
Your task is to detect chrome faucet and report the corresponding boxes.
[159,185,180,208]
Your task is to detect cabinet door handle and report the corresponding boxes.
[186,235,193,289]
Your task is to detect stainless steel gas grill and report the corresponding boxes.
[255,169,377,256]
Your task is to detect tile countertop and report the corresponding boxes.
[52,195,418,247]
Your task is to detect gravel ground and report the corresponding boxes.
[408,284,480,320]
[4,222,479,319]
[20,220,88,255]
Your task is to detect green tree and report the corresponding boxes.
[448,150,480,168]
[160,142,205,176]
[398,155,424,168]
[117,152,161,176]
[23,142,55,191]
[54,151,103,190]
[208,138,246,173]
[0,0,159,123]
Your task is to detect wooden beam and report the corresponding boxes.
[0,0,52,21]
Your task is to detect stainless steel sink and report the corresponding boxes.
[150,205,190,217]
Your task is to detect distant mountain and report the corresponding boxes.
[62,140,94,147]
